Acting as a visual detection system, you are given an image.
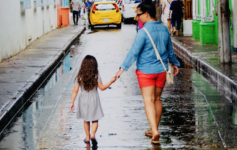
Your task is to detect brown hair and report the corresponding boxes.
[76,55,98,91]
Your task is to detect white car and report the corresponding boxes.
[120,0,140,22]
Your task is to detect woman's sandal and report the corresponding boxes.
[151,140,161,145]
[151,133,160,145]
[171,30,176,36]
[144,129,152,137]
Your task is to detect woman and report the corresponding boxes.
[162,0,172,34]
[115,0,180,144]
[169,0,184,36]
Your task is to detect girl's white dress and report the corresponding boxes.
[75,75,104,121]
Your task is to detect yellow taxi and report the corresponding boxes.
[89,1,122,29]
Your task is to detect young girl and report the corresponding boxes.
[70,55,116,146]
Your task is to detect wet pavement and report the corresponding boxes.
[0,21,237,149]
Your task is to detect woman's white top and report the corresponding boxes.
[164,0,172,15]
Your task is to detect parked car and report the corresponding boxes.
[121,0,140,22]
[89,1,122,29]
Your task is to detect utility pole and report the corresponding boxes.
[218,0,231,63]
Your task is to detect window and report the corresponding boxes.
[55,0,59,4]
[20,0,31,9]
[36,0,41,7]
[49,0,53,5]
[43,0,48,6]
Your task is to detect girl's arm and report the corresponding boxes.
[70,85,79,112]
[98,77,116,91]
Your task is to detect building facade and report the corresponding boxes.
[0,0,60,62]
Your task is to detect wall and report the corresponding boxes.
[0,0,58,62]
[231,0,237,52]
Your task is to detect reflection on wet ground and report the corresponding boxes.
[0,23,237,149]
[0,37,83,149]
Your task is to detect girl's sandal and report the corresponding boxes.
[84,139,90,144]
[145,129,152,137]
[91,138,98,146]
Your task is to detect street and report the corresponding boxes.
[0,22,231,149]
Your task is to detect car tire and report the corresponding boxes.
[123,18,127,24]
[117,23,121,29]
[91,25,94,30]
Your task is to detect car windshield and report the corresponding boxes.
[124,0,141,4]
[96,3,116,10]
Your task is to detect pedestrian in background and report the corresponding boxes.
[78,1,82,18]
[85,0,91,19]
[116,0,180,144]
[162,0,172,34]
[71,0,80,25]
[169,0,184,36]
[70,55,116,146]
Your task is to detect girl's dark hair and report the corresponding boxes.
[76,55,98,91]
[137,0,156,19]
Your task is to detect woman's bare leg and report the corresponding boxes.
[91,120,98,139]
[167,19,171,34]
[84,121,90,141]
[140,86,159,141]
[176,30,179,36]
[155,87,163,130]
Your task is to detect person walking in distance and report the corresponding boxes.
[163,0,172,34]
[70,55,116,146]
[71,0,80,25]
[169,0,184,36]
[116,0,180,144]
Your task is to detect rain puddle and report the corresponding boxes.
[164,57,237,148]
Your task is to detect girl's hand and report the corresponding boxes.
[110,77,116,83]
[70,103,75,112]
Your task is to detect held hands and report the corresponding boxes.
[115,69,124,79]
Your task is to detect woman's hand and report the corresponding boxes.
[70,103,75,112]
[115,69,124,79]
[172,65,179,76]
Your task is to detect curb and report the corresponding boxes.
[0,27,86,133]
[171,38,237,102]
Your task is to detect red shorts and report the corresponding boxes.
[135,70,166,88]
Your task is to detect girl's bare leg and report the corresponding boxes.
[84,121,90,141]
[91,120,98,139]
[140,86,159,141]
[154,87,163,130]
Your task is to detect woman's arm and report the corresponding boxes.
[98,77,116,91]
[70,85,79,112]
[119,30,146,71]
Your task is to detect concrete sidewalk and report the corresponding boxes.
[171,36,237,100]
[0,24,85,133]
